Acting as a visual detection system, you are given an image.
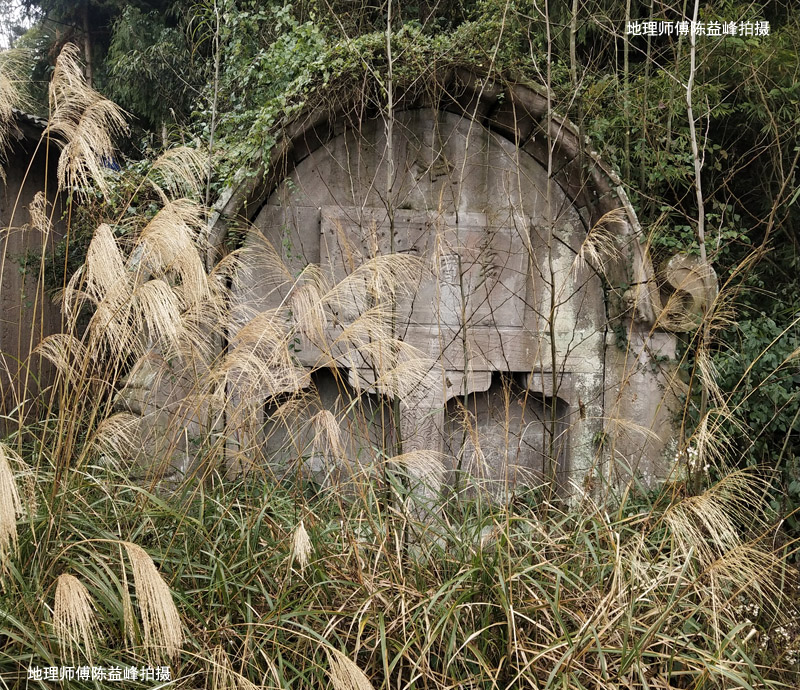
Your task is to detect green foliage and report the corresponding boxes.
[106,6,201,130]
[713,314,800,530]
[204,1,331,169]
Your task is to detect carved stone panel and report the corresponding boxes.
[320,207,529,332]
[319,206,534,391]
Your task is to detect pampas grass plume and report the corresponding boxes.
[572,207,624,276]
[47,43,128,196]
[388,450,446,486]
[211,646,258,690]
[90,413,142,461]
[0,442,23,566]
[291,520,312,570]
[0,49,28,175]
[53,573,100,665]
[123,541,183,663]
[311,409,344,461]
[148,145,207,201]
[326,647,374,690]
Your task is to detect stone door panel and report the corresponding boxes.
[320,206,529,331]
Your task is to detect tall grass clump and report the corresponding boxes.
[0,43,797,690]
[2,457,795,688]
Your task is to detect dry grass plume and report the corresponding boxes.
[291,520,312,570]
[47,43,128,197]
[0,442,23,567]
[211,646,259,690]
[123,541,183,663]
[326,647,374,690]
[53,573,100,665]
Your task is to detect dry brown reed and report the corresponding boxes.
[229,234,295,305]
[326,647,375,690]
[387,450,446,486]
[84,222,127,303]
[90,413,142,462]
[60,197,226,377]
[288,264,331,344]
[328,307,394,362]
[311,409,345,461]
[0,442,23,566]
[348,338,442,403]
[0,49,27,176]
[663,469,773,572]
[222,308,310,400]
[27,190,49,233]
[134,199,208,290]
[572,207,625,277]
[148,145,207,201]
[657,256,716,329]
[290,520,312,570]
[323,253,424,319]
[211,645,259,690]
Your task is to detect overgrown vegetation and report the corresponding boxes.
[1,0,799,687]
[4,454,798,688]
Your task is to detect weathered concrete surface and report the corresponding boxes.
[226,95,679,494]
[0,114,65,435]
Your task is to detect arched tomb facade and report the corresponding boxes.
[208,71,682,492]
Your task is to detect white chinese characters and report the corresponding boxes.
[27,666,172,682]
[626,20,770,37]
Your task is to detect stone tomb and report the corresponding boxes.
[246,203,577,488]
[213,74,683,493]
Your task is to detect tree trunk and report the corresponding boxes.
[81,0,93,87]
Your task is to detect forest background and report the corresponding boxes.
[0,0,799,688]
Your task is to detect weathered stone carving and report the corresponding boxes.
[658,253,719,331]
[122,72,685,493]
[223,86,674,492]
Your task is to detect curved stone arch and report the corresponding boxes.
[210,70,676,491]
[210,70,660,324]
